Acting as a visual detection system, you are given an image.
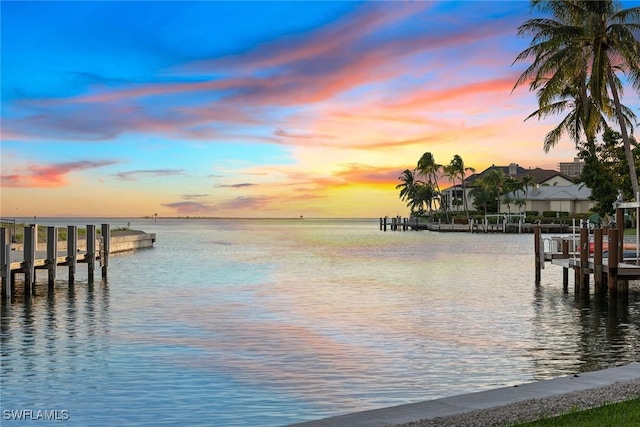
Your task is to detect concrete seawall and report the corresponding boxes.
[10,231,156,255]
[109,232,156,253]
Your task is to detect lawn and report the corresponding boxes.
[516,396,640,426]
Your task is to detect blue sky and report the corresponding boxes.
[1,1,638,217]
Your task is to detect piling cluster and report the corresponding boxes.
[0,224,111,299]
[535,207,637,298]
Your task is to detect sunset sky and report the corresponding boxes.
[2,1,639,218]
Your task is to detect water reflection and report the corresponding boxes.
[531,284,640,379]
[1,278,111,407]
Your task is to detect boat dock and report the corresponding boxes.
[380,215,571,233]
[535,203,640,297]
[1,223,156,300]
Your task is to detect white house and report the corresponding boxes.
[500,184,593,215]
[440,162,593,215]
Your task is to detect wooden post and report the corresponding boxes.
[615,207,628,293]
[101,224,110,278]
[1,228,11,300]
[67,225,77,285]
[593,228,603,294]
[616,207,624,262]
[415,217,419,231]
[24,225,36,296]
[86,225,96,281]
[579,227,589,295]
[46,226,57,288]
[562,239,569,292]
[379,218,383,231]
[534,225,541,285]
[29,223,39,245]
[383,217,387,232]
[608,228,619,295]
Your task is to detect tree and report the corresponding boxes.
[469,184,494,215]
[514,0,640,198]
[577,128,639,216]
[417,152,448,220]
[443,154,476,220]
[415,182,438,217]
[468,168,505,215]
[396,169,419,212]
[520,175,536,200]
[483,168,506,214]
[502,176,523,215]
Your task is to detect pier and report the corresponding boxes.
[1,223,156,300]
[380,215,571,233]
[535,203,640,298]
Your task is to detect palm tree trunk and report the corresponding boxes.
[609,69,640,199]
[462,181,469,220]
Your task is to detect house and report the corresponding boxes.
[500,184,593,215]
[440,162,592,215]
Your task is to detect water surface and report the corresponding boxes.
[2,218,639,426]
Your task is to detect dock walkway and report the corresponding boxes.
[1,223,156,299]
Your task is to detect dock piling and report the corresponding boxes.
[593,228,604,294]
[608,228,619,295]
[24,226,36,296]
[534,225,541,285]
[562,240,569,292]
[46,227,57,288]
[579,227,590,295]
[86,225,96,281]
[67,226,77,285]
[1,228,11,300]
[101,224,110,278]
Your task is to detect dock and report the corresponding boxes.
[380,215,571,233]
[1,223,156,300]
[535,203,640,298]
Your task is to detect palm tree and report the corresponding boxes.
[396,169,418,212]
[469,183,493,216]
[415,182,438,217]
[514,0,640,198]
[503,176,523,216]
[417,152,448,220]
[520,175,535,200]
[468,168,505,215]
[444,154,476,220]
[483,168,506,214]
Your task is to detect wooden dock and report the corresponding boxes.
[1,223,156,300]
[380,216,571,233]
[534,205,640,298]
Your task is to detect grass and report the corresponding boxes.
[515,396,640,426]
[6,223,99,243]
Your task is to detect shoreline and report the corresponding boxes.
[291,363,640,427]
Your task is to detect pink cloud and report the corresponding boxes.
[1,160,118,188]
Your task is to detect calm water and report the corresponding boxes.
[2,218,639,426]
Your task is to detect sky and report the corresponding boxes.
[1,1,639,218]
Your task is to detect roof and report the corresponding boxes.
[507,184,591,201]
[463,165,574,186]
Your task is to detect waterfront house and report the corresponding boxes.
[441,163,592,215]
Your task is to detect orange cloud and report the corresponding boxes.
[1,160,117,188]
